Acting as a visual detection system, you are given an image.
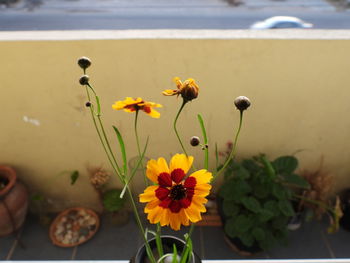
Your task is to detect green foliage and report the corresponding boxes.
[102,189,126,212]
[219,154,308,251]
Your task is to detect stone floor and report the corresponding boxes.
[1,213,350,261]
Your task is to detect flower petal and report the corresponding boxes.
[173,77,182,89]
[162,89,178,96]
[146,157,169,184]
[188,169,212,184]
[155,187,170,201]
[169,154,193,176]
[145,108,161,118]
[139,185,158,203]
[194,184,212,197]
[169,212,182,231]
[184,204,202,223]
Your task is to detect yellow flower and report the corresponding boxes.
[139,154,212,231]
[163,77,199,102]
[112,97,162,118]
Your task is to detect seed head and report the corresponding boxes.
[79,75,90,86]
[85,102,92,107]
[190,136,200,147]
[234,96,251,111]
[77,57,92,70]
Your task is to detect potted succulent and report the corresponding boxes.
[217,154,310,254]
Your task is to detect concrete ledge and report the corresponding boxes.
[1,29,350,41]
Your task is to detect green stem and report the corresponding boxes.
[127,186,156,263]
[134,110,148,187]
[85,87,122,181]
[213,110,244,182]
[87,83,122,176]
[180,223,195,263]
[174,100,188,156]
[156,224,164,262]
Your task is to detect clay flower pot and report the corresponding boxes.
[49,207,100,247]
[0,165,29,237]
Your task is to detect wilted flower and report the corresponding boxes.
[234,96,251,111]
[163,77,199,102]
[90,169,110,188]
[77,57,92,70]
[112,97,162,118]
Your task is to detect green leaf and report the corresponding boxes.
[31,193,44,201]
[259,155,276,178]
[252,227,266,241]
[237,232,255,247]
[224,215,254,237]
[233,214,255,233]
[172,244,178,263]
[113,126,127,175]
[242,159,260,175]
[235,166,250,179]
[272,156,298,174]
[242,196,262,213]
[264,200,278,211]
[258,208,274,222]
[102,189,125,212]
[252,183,269,199]
[219,179,252,201]
[278,200,295,217]
[272,216,289,230]
[283,174,310,189]
[70,170,79,185]
[223,201,240,217]
[272,184,286,200]
[259,231,276,250]
[197,114,209,170]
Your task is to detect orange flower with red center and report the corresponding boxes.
[112,97,162,118]
[162,77,199,102]
[139,154,212,230]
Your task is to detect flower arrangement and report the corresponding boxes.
[76,56,250,263]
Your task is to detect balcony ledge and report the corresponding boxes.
[1,29,350,41]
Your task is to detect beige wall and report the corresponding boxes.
[1,31,350,211]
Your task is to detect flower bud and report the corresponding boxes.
[79,75,90,85]
[190,136,200,147]
[234,96,251,111]
[77,56,91,69]
[85,102,92,107]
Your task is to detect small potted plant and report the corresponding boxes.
[217,154,310,255]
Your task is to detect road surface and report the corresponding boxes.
[0,0,350,30]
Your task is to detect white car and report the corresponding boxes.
[250,16,313,29]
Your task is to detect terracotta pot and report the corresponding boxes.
[131,236,201,263]
[0,165,29,237]
[49,207,100,247]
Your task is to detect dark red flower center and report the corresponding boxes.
[170,184,186,200]
[156,172,197,213]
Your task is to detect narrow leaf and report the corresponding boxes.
[197,114,209,170]
[70,170,79,185]
[95,95,101,115]
[113,126,127,175]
